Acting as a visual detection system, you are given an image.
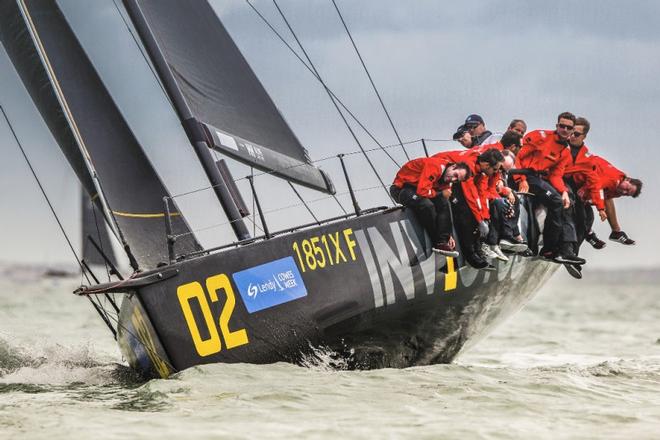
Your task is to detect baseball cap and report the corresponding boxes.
[452,124,468,140]
[464,114,484,126]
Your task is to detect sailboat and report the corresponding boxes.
[0,0,556,378]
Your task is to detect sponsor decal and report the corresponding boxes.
[232,256,307,313]
[216,130,239,151]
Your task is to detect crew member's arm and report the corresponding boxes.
[477,175,492,220]
[569,162,607,218]
[548,152,570,208]
[605,198,621,231]
[415,162,442,198]
[461,178,485,222]
[495,173,516,204]
[513,154,530,193]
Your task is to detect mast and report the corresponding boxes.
[122,0,250,241]
[12,0,124,258]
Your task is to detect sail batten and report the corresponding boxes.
[124,0,335,194]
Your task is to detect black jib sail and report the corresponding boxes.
[0,0,202,269]
[123,0,335,194]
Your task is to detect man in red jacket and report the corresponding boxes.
[567,118,642,249]
[433,148,505,269]
[566,154,642,250]
[516,112,584,265]
[564,117,606,250]
[391,157,471,256]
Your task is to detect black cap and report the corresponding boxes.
[464,114,484,126]
[452,124,467,140]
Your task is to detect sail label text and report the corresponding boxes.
[232,256,308,313]
[291,228,358,273]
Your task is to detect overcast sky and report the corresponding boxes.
[1,0,658,268]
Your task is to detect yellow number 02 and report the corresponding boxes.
[206,274,249,349]
[177,274,249,357]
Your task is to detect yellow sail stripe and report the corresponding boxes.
[112,211,181,219]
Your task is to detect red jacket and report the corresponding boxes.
[517,129,571,193]
[475,141,504,154]
[570,143,591,166]
[565,155,626,210]
[433,149,489,221]
[393,156,453,198]
[466,142,513,201]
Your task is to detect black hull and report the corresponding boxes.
[115,207,556,378]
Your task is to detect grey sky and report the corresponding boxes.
[1,0,658,268]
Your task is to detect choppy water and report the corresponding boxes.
[1,263,659,439]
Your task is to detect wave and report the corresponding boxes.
[298,342,353,371]
[0,335,140,389]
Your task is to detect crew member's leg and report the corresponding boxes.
[451,182,487,268]
[526,175,563,256]
[392,185,439,242]
[431,195,452,244]
[572,190,588,252]
[560,186,578,248]
[487,201,501,246]
[495,197,528,252]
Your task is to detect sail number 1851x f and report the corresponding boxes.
[291,228,357,272]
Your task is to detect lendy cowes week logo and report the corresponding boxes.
[232,256,307,313]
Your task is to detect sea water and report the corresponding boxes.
[1,263,659,439]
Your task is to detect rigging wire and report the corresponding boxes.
[330,0,409,161]
[172,183,384,240]
[1,104,118,337]
[288,182,319,223]
[110,0,175,111]
[245,0,400,168]
[270,0,393,203]
[1,105,86,277]
[332,193,348,215]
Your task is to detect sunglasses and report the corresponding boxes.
[557,123,574,130]
[571,131,584,137]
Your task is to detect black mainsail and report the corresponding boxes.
[0,0,202,269]
[122,0,335,195]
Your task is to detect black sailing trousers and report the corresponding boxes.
[566,177,595,254]
[448,181,481,258]
[486,197,521,245]
[526,175,577,251]
[390,184,452,244]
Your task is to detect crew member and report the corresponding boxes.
[464,114,499,147]
[484,146,530,260]
[508,119,527,136]
[563,117,606,250]
[516,112,584,265]
[452,125,473,149]
[391,157,471,256]
[434,148,505,269]
[565,155,642,249]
